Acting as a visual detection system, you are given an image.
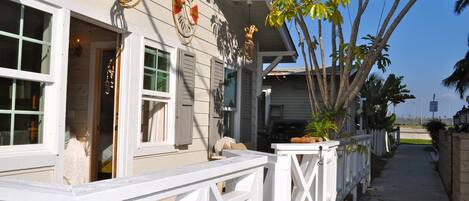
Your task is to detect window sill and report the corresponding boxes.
[134,144,178,157]
[0,147,57,172]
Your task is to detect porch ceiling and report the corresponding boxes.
[231,0,298,63]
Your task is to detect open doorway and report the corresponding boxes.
[65,17,120,183]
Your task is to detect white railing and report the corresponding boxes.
[272,141,340,201]
[358,129,400,157]
[0,136,373,201]
[336,135,371,201]
[223,150,291,201]
[0,155,267,201]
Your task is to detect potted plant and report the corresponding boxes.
[291,112,338,143]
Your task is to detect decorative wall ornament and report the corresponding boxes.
[243,25,258,61]
[105,58,116,95]
[118,0,141,8]
[173,0,199,45]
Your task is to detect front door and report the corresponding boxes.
[95,49,117,181]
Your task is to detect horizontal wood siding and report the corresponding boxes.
[0,167,55,183]
[1,0,258,181]
[264,77,313,121]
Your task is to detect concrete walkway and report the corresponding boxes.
[360,145,449,201]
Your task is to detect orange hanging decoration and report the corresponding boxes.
[243,25,258,61]
[118,0,142,8]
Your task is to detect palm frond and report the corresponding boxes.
[442,51,469,98]
[455,0,469,14]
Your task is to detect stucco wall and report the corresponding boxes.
[439,132,469,201]
[439,131,452,192]
[453,134,469,201]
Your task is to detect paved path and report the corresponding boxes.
[360,145,448,201]
[400,127,432,140]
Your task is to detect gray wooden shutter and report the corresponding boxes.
[175,49,196,146]
[240,69,253,143]
[209,58,224,154]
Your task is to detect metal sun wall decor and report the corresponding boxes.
[243,25,258,61]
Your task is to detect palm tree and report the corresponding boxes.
[442,49,469,98]
[361,73,415,131]
[455,0,469,14]
[444,1,469,97]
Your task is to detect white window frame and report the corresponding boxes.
[0,0,64,171]
[135,39,177,156]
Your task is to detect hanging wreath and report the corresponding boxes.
[118,0,142,8]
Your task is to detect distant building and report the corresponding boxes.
[260,67,358,134]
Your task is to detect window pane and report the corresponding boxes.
[23,5,52,42]
[141,100,166,143]
[143,69,157,91]
[0,114,11,146]
[15,80,44,111]
[21,41,50,73]
[0,35,19,69]
[157,51,170,71]
[157,72,169,92]
[14,114,43,145]
[144,51,156,68]
[223,111,234,138]
[0,1,21,34]
[0,78,13,110]
[224,69,237,107]
[143,46,171,93]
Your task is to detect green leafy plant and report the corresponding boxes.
[361,73,415,131]
[305,111,340,141]
[338,138,369,162]
[423,119,446,150]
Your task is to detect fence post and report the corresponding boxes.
[397,126,401,145]
[385,131,390,153]
[267,154,291,201]
[318,147,339,201]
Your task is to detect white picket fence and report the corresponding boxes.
[357,129,400,157]
[0,135,373,201]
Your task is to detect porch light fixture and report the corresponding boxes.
[71,38,82,57]
[118,0,141,8]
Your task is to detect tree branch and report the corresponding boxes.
[295,18,320,112]
[335,0,370,110]
[318,20,330,107]
[331,22,337,104]
[340,0,417,108]
[377,0,400,40]
[296,14,328,105]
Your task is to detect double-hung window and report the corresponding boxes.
[0,1,53,147]
[223,68,237,138]
[139,45,171,147]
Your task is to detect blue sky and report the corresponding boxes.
[278,1,469,118]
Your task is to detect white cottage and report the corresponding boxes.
[0,0,296,184]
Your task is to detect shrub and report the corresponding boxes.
[423,119,446,151]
